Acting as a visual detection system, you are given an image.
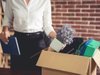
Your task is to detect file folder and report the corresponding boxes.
[0,36,21,55]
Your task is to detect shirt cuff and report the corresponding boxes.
[45,26,55,36]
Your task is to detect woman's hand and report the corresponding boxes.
[0,26,10,43]
[0,31,10,43]
[48,31,57,39]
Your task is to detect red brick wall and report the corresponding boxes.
[51,0,100,41]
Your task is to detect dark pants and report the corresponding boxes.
[10,31,46,75]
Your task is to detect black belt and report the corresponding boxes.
[14,31,43,37]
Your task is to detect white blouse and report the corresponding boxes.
[2,0,54,35]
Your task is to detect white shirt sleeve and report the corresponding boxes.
[2,0,13,27]
[43,0,55,35]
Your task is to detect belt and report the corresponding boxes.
[14,31,43,37]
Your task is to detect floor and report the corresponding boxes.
[0,68,34,75]
[0,68,100,75]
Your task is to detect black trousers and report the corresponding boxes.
[10,31,45,75]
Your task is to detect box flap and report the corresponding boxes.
[37,50,90,75]
[93,48,100,68]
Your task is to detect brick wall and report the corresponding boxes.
[51,0,100,41]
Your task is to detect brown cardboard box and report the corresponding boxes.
[37,49,100,75]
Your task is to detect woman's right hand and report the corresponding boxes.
[0,29,10,44]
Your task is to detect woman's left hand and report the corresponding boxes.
[48,31,57,39]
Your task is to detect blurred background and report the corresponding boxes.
[0,0,100,74]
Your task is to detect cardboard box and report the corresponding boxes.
[37,49,100,75]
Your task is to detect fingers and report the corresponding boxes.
[49,31,57,39]
[0,32,7,43]
[4,31,10,41]
[0,31,10,43]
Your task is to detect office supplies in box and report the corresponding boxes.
[76,39,100,57]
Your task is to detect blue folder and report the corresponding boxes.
[0,36,21,55]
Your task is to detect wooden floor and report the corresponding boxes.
[0,68,100,75]
[0,68,34,75]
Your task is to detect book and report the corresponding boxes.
[50,38,65,52]
[0,36,21,55]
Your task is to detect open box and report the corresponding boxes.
[37,49,100,75]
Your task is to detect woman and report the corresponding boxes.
[0,0,56,75]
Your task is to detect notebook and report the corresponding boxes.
[0,36,21,55]
[50,38,65,52]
